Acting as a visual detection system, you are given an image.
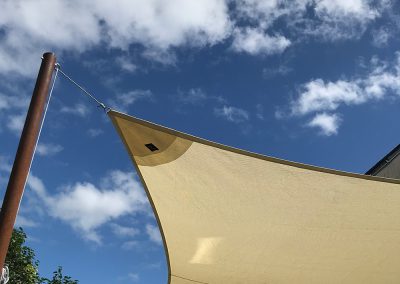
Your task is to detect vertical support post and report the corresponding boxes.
[0,52,56,270]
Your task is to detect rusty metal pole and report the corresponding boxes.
[0,52,56,270]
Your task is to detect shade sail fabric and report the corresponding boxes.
[109,110,400,284]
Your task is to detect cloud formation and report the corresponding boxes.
[372,27,391,47]
[291,79,364,116]
[0,0,231,76]
[307,113,342,136]
[0,93,29,110]
[15,215,38,228]
[289,52,400,135]
[27,170,149,244]
[146,224,162,245]
[0,0,394,77]
[214,105,249,123]
[60,103,90,117]
[36,143,63,156]
[177,88,209,105]
[0,92,30,135]
[87,128,104,138]
[235,0,387,42]
[7,113,25,136]
[111,223,140,238]
[108,90,154,112]
[231,28,291,55]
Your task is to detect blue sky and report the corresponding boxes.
[1,0,400,283]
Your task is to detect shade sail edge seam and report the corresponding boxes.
[108,112,173,284]
[108,110,400,185]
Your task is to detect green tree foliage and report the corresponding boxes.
[4,228,78,284]
[41,267,78,284]
[5,227,40,284]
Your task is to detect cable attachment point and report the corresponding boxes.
[98,102,111,113]
[56,66,110,114]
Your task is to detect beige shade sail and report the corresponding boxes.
[109,110,400,284]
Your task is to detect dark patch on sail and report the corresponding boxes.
[145,143,159,152]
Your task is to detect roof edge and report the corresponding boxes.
[366,144,400,175]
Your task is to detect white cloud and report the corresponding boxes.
[289,52,400,134]
[300,0,390,41]
[0,92,45,137]
[176,88,226,107]
[121,240,140,250]
[146,224,162,245]
[27,171,149,244]
[36,143,63,156]
[263,65,292,78]
[0,0,231,76]
[0,93,29,110]
[60,103,90,117]
[372,27,391,47]
[315,0,378,19]
[115,56,137,73]
[109,90,153,112]
[94,0,231,50]
[15,215,38,228]
[291,79,364,115]
[87,128,104,138]
[255,104,264,120]
[141,48,178,66]
[111,224,140,238]
[0,96,7,110]
[363,58,400,98]
[178,88,208,105]
[231,28,290,55]
[235,0,296,27]
[7,113,25,136]
[214,105,249,123]
[0,0,101,76]
[307,113,341,136]
[0,0,394,77]
[236,0,389,43]
[128,273,139,282]
[119,90,153,105]
[0,155,12,173]
[27,174,47,199]
[292,52,400,116]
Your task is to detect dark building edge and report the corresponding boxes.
[366,144,400,175]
